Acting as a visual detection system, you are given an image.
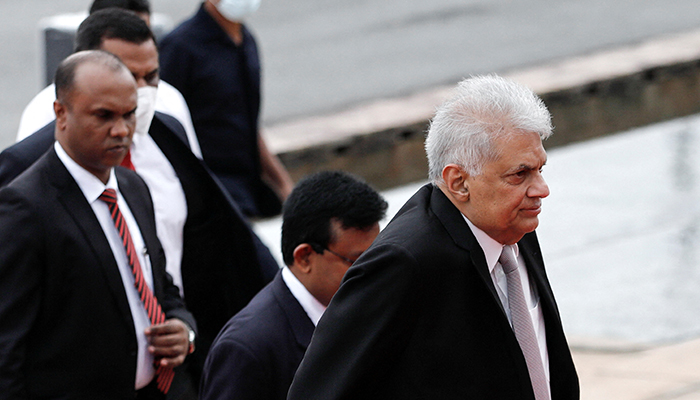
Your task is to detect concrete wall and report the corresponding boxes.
[264,28,700,190]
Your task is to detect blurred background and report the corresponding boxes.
[3,0,700,149]
[3,0,700,354]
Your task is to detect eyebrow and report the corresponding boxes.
[507,159,547,174]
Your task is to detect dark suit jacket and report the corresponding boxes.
[288,184,579,400]
[0,113,279,380]
[0,149,195,399]
[200,271,314,400]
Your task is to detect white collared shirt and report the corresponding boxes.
[462,215,550,382]
[130,127,188,298]
[55,142,155,389]
[281,266,326,326]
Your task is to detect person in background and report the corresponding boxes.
[16,0,202,158]
[0,50,195,399]
[0,10,279,396]
[288,75,579,400]
[90,0,152,25]
[160,0,294,218]
[200,170,387,400]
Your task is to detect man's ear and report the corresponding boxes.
[53,100,67,131]
[292,243,315,274]
[442,164,470,202]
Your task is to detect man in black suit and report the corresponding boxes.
[0,9,278,390]
[200,171,387,400]
[0,50,195,399]
[288,75,580,400]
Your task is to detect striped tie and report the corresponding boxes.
[499,246,550,400]
[99,188,174,394]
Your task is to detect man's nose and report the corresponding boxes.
[529,172,549,198]
[111,117,131,138]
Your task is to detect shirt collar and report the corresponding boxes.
[54,141,118,203]
[281,266,326,326]
[461,214,519,274]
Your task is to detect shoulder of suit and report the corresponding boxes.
[153,112,187,138]
[115,167,150,194]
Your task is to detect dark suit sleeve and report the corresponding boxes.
[200,337,270,400]
[156,246,196,331]
[0,122,56,189]
[288,242,420,400]
[0,187,43,398]
[0,148,24,188]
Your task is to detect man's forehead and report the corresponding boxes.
[70,63,137,105]
[99,37,158,61]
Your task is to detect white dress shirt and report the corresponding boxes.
[462,215,550,382]
[16,81,203,159]
[55,142,155,389]
[130,128,188,297]
[281,266,326,326]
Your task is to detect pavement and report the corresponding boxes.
[573,339,700,400]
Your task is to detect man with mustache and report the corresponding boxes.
[0,50,195,399]
[0,9,279,397]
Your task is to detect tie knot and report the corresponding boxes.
[98,188,118,205]
[499,246,518,274]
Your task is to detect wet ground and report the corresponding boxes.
[254,114,700,347]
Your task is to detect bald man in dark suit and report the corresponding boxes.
[0,51,194,399]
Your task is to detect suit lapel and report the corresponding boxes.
[428,186,507,317]
[518,232,560,323]
[518,232,576,393]
[115,168,166,302]
[271,272,315,349]
[46,150,135,332]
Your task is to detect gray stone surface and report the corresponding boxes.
[3,0,700,149]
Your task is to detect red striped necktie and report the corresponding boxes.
[98,188,174,394]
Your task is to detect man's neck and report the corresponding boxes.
[204,0,244,45]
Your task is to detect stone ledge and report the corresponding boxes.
[263,28,700,189]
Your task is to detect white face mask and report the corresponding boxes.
[134,86,158,137]
[216,0,261,21]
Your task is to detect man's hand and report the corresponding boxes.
[145,318,190,368]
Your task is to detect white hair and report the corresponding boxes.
[425,74,552,185]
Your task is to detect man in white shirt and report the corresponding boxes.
[0,50,194,400]
[200,170,388,400]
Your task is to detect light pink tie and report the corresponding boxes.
[499,246,550,400]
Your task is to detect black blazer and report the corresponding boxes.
[0,113,279,378]
[200,271,315,400]
[0,149,195,399]
[288,184,579,400]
